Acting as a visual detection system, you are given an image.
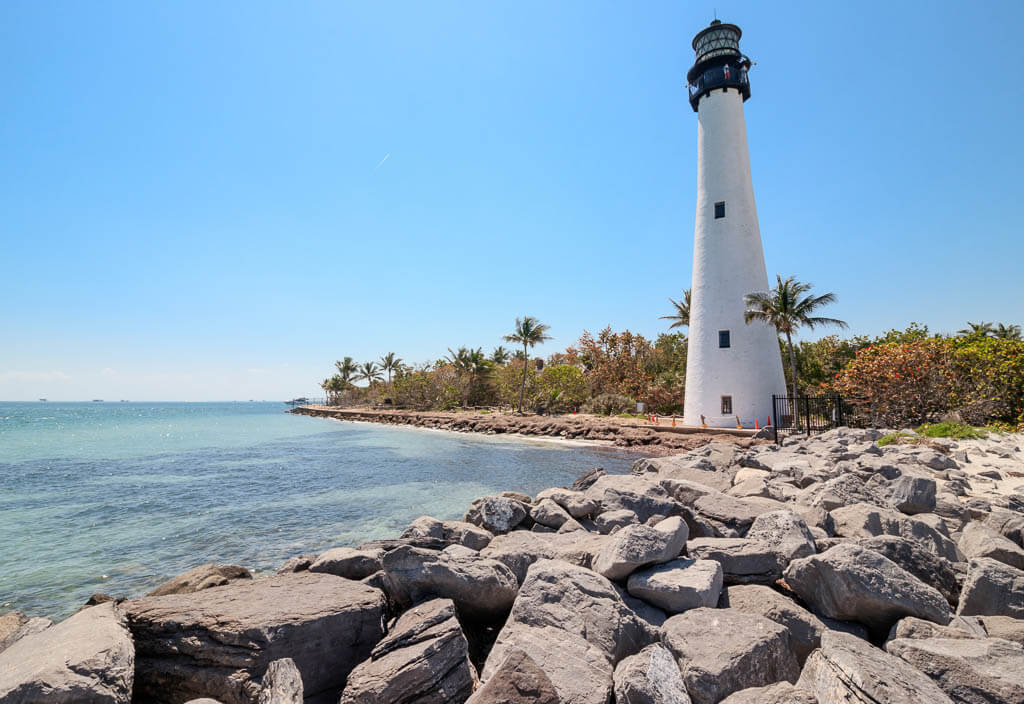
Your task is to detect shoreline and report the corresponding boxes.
[291,405,764,457]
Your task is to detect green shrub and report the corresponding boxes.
[877,432,915,447]
[582,393,635,416]
[915,422,987,440]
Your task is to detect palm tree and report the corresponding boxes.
[334,357,358,386]
[379,352,403,384]
[744,275,847,399]
[354,361,383,387]
[660,289,692,330]
[959,321,995,338]
[490,346,511,365]
[994,323,1023,340]
[503,316,552,413]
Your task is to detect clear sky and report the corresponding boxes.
[2,1,1022,401]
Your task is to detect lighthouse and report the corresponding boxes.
[682,20,787,428]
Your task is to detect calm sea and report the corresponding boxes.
[0,402,636,620]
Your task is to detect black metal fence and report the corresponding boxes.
[771,394,875,443]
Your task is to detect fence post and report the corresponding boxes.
[771,395,778,444]
[803,396,811,436]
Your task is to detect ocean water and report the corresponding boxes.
[0,402,638,620]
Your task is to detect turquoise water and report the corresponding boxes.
[0,402,636,619]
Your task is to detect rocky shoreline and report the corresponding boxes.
[290,406,764,457]
[4,427,1024,703]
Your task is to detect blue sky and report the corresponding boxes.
[2,1,1022,400]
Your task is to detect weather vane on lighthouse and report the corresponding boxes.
[682,20,787,428]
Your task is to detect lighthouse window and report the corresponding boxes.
[721,395,733,415]
[714,201,726,218]
[719,330,731,348]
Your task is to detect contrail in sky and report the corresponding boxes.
[374,153,390,170]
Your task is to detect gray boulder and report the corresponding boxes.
[613,643,692,704]
[634,453,736,492]
[798,630,954,703]
[691,492,781,536]
[381,545,518,619]
[856,534,962,606]
[276,554,317,574]
[886,615,986,642]
[686,538,783,584]
[0,611,52,654]
[256,658,302,704]
[986,510,1024,547]
[720,585,827,664]
[889,475,937,514]
[593,516,688,580]
[662,607,799,704]
[145,563,251,597]
[530,498,574,528]
[309,547,383,580]
[830,502,960,561]
[535,487,598,518]
[465,648,558,704]
[586,475,685,523]
[485,559,651,668]
[959,522,1024,570]
[401,516,493,550]
[745,510,817,562]
[479,530,609,583]
[0,602,134,704]
[958,557,1024,618]
[784,543,951,634]
[718,682,817,704]
[595,508,640,534]
[464,496,527,534]
[800,473,881,511]
[627,558,722,613]
[887,635,1024,704]
[339,598,477,704]
[124,572,386,704]
[976,615,1024,645]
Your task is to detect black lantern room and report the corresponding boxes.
[686,20,752,112]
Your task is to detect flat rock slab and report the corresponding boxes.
[593,516,688,580]
[798,630,955,703]
[784,543,950,634]
[401,516,493,550]
[958,557,1024,618]
[887,635,1024,703]
[686,538,782,584]
[613,643,692,704]
[662,607,799,704]
[309,547,383,580]
[830,502,960,562]
[124,572,386,704]
[465,649,559,704]
[0,602,134,704]
[855,535,962,606]
[959,522,1024,571]
[718,682,817,704]
[479,530,609,583]
[721,585,827,664]
[627,558,722,613]
[340,598,477,704]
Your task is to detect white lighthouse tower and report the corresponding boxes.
[682,20,786,428]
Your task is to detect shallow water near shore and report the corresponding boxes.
[0,402,638,620]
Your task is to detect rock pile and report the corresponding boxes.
[3,426,1024,703]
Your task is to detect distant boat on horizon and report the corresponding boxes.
[38,398,47,402]
[92,399,104,402]
[285,397,310,407]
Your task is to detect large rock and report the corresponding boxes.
[479,530,609,583]
[691,492,781,536]
[686,538,783,584]
[465,649,559,704]
[530,498,574,528]
[784,543,951,634]
[958,557,1024,618]
[613,643,692,704]
[593,516,688,580]
[662,607,799,704]
[800,473,881,511]
[485,559,651,668]
[718,682,817,704]
[976,615,1024,645]
[586,475,685,523]
[889,475,937,514]
[256,658,302,704]
[856,535,962,606]
[339,598,477,704]
[720,585,827,664]
[830,502,960,561]
[634,453,736,493]
[0,602,134,704]
[401,516,493,551]
[626,559,722,613]
[744,510,817,563]
[798,630,954,703]
[596,508,640,534]
[381,545,518,619]
[464,496,527,534]
[886,635,1024,703]
[535,487,599,518]
[124,572,386,704]
[145,563,251,596]
[309,547,383,580]
[959,522,1024,570]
